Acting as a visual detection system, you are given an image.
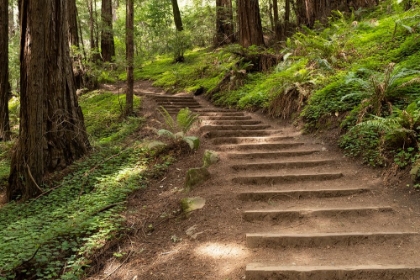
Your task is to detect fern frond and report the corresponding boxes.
[176,108,200,134]
[157,129,175,139]
[183,136,200,150]
[158,106,176,131]
[355,116,400,133]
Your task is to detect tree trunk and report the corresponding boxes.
[68,0,79,48]
[237,0,264,48]
[87,0,96,49]
[126,0,134,116]
[272,0,282,40]
[284,0,290,36]
[215,0,235,47]
[101,0,116,62]
[296,0,378,28]
[0,0,10,141]
[8,0,91,201]
[171,0,183,32]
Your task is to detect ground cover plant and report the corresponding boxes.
[0,91,174,279]
[137,0,420,171]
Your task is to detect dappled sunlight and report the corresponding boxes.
[115,166,147,182]
[195,242,249,259]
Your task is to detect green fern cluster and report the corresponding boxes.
[156,106,200,150]
[340,101,420,166]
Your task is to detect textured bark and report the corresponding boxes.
[237,0,264,48]
[285,0,291,35]
[101,0,115,62]
[68,0,79,48]
[215,0,235,47]
[8,0,91,201]
[126,0,134,116]
[171,0,183,31]
[0,0,10,141]
[272,0,282,40]
[296,0,379,27]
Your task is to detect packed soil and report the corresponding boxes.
[84,80,420,280]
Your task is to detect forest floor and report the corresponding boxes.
[85,80,420,280]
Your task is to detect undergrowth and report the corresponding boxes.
[136,0,420,169]
[0,91,170,279]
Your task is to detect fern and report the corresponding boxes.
[342,64,420,120]
[156,107,200,150]
[176,108,200,134]
[158,106,176,131]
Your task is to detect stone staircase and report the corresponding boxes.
[148,94,420,280]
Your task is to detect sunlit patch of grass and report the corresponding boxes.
[0,91,172,279]
[80,91,142,146]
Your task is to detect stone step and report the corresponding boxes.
[233,172,344,185]
[202,120,262,126]
[238,187,368,201]
[231,159,334,171]
[246,264,420,280]
[149,95,194,100]
[158,104,202,109]
[213,136,293,145]
[204,130,281,138]
[242,206,393,222]
[153,99,197,102]
[200,125,271,131]
[200,116,252,120]
[246,232,418,248]
[228,150,320,159]
[220,142,305,151]
[195,111,244,116]
[157,102,201,108]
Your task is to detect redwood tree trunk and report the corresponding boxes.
[171,0,183,32]
[126,0,134,116]
[101,0,116,62]
[296,0,378,28]
[0,0,10,141]
[8,0,91,201]
[215,0,235,47]
[68,0,79,48]
[272,0,282,40]
[237,0,264,48]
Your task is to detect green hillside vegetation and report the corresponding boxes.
[137,1,420,170]
[0,93,174,279]
[2,0,420,278]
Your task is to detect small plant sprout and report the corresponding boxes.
[156,106,200,150]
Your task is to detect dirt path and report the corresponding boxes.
[88,81,420,279]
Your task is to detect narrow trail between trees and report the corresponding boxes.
[90,81,420,280]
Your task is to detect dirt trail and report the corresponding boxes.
[88,81,420,280]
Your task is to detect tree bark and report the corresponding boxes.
[0,0,10,141]
[284,0,290,36]
[126,0,134,116]
[101,0,116,62]
[214,0,235,47]
[68,0,79,48]
[237,0,264,48]
[296,0,378,28]
[171,0,183,32]
[8,0,91,201]
[272,0,282,40]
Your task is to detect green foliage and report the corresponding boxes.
[138,49,238,95]
[340,101,420,167]
[0,91,156,279]
[79,91,141,146]
[156,107,200,150]
[339,124,385,166]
